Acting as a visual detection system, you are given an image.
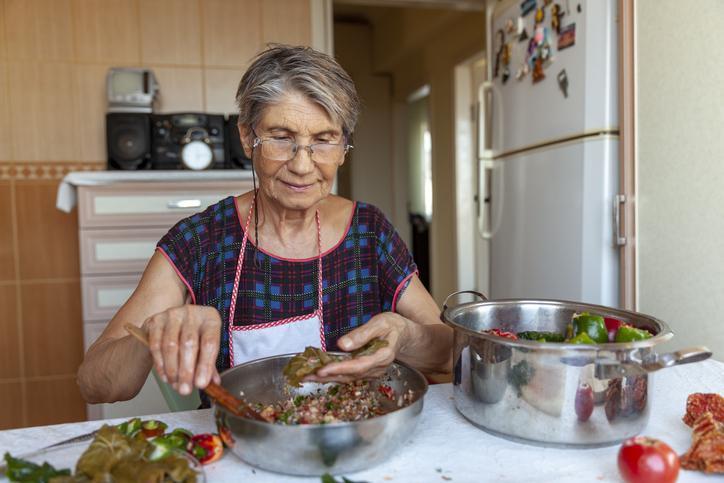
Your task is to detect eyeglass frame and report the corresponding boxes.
[250,129,354,163]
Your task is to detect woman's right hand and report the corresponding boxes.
[143,305,222,395]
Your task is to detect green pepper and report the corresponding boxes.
[293,395,305,407]
[140,419,168,439]
[614,325,652,342]
[571,312,608,344]
[3,452,70,482]
[568,332,596,345]
[116,417,142,437]
[517,331,566,342]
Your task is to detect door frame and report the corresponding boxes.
[618,0,637,310]
[453,52,487,294]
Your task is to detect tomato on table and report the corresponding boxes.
[618,436,680,483]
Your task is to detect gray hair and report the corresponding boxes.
[235,45,360,138]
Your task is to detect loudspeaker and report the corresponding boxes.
[106,113,151,170]
[226,115,252,169]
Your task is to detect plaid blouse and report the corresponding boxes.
[157,196,417,372]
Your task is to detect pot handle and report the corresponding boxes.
[442,290,488,311]
[654,346,712,370]
[595,346,712,379]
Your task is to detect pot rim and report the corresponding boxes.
[214,353,429,427]
[440,297,674,350]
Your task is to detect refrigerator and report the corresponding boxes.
[478,0,619,306]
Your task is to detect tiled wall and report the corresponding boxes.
[0,0,312,429]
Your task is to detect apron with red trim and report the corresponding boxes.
[227,200,326,367]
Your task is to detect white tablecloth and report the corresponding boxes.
[1,360,722,482]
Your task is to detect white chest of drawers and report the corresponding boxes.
[73,175,254,420]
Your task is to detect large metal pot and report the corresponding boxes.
[213,353,428,475]
[441,291,711,448]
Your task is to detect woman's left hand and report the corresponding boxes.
[304,312,408,383]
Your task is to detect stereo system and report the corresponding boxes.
[106,112,251,170]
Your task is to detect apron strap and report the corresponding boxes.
[228,197,325,348]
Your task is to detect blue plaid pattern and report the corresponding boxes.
[157,197,417,372]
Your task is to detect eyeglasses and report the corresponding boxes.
[252,136,353,164]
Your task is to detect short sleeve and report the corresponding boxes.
[371,206,418,312]
[156,209,212,304]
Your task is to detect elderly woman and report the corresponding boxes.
[78,45,452,403]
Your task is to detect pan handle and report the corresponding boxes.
[654,346,712,370]
[595,346,712,379]
[442,290,488,311]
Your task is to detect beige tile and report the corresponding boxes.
[153,66,204,113]
[26,377,86,426]
[0,382,24,429]
[261,0,311,46]
[203,0,261,67]
[0,285,21,379]
[140,0,201,66]
[0,61,12,160]
[0,182,14,280]
[204,68,243,114]
[16,181,80,280]
[73,0,140,63]
[73,63,110,162]
[5,0,74,61]
[0,0,6,59]
[7,61,79,161]
[21,281,83,378]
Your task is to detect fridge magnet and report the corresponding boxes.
[521,0,536,17]
[544,0,553,6]
[551,4,564,34]
[535,6,545,23]
[493,29,505,78]
[577,3,582,13]
[517,16,525,34]
[540,42,552,62]
[557,69,569,98]
[505,18,515,34]
[519,27,529,42]
[515,63,529,81]
[532,57,545,83]
[502,66,511,84]
[557,23,576,50]
[502,43,512,66]
[534,24,545,45]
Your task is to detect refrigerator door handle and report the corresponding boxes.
[478,81,494,159]
[478,159,497,240]
[614,194,627,246]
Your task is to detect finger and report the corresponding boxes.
[195,317,221,389]
[177,317,201,395]
[145,316,167,383]
[337,319,390,352]
[161,311,183,386]
[211,368,221,385]
[318,348,395,378]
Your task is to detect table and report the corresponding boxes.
[1,360,721,482]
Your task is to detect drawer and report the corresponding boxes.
[81,274,142,321]
[83,320,107,353]
[80,227,167,275]
[78,181,252,228]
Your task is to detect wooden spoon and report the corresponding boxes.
[124,323,266,421]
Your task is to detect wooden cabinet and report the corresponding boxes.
[78,179,252,420]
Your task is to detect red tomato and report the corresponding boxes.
[604,317,624,342]
[189,433,224,465]
[618,436,680,483]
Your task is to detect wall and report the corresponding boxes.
[0,0,312,429]
[636,0,724,358]
[332,3,485,302]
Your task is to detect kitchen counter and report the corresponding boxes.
[56,170,255,212]
[1,360,721,482]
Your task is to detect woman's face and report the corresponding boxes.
[240,91,346,213]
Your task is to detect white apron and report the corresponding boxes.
[227,200,326,367]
